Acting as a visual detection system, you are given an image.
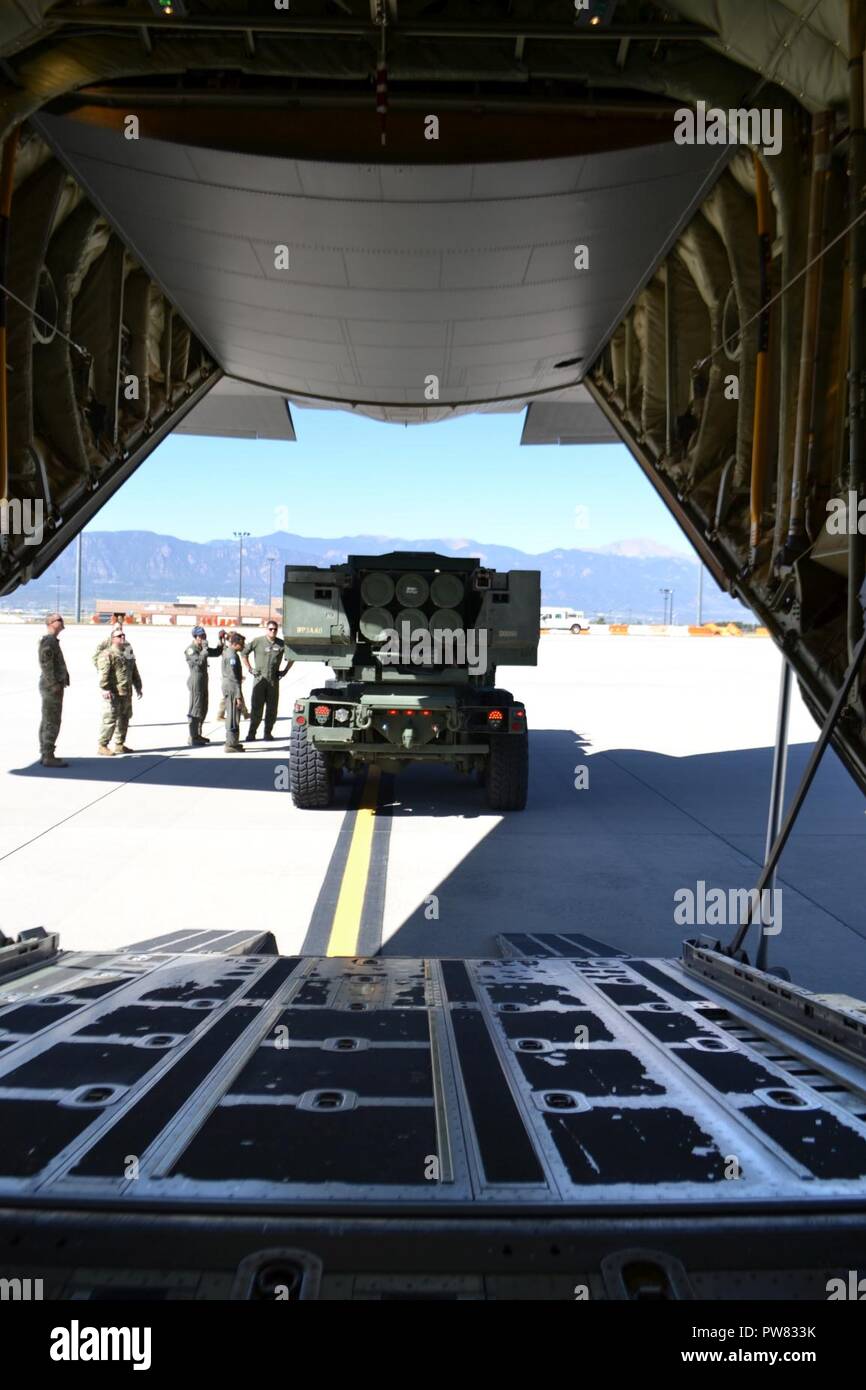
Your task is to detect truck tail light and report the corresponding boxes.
[487,709,504,724]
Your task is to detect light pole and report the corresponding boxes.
[659,587,672,624]
[266,552,278,623]
[233,530,249,622]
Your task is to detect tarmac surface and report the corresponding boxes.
[2,622,865,998]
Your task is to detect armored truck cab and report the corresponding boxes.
[283,551,540,809]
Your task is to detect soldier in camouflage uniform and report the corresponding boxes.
[216,629,250,722]
[93,622,142,696]
[38,612,70,768]
[221,632,246,752]
[97,627,141,755]
[243,620,293,741]
[185,625,221,745]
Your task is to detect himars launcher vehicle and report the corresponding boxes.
[283,552,540,810]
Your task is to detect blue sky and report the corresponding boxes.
[92,406,693,555]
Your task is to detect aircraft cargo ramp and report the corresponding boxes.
[0,929,865,1299]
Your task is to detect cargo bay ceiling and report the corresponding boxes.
[2,1,866,796]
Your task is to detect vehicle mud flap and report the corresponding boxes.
[601,1249,694,1300]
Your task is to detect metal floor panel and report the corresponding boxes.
[1,948,866,1210]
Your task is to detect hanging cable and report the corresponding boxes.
[0,126,19,503]
[695,194,866,373]
[0,277,91,360]
[374,0,388,147]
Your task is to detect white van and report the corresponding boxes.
[540,606,589,633]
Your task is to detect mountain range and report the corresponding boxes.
[3,531,745,623]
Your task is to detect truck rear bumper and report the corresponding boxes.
[340,743,491,758]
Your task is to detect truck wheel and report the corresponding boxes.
[570,623,583,634]
[485,732,528,811]
[290,722,334,808]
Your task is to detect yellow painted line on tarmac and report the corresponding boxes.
[326,766,382,956]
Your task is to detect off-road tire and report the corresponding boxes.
[485,730,528,811]
[290,720,334,808]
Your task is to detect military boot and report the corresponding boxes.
[41,755,68,768]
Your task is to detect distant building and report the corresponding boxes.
[93,597,279,626]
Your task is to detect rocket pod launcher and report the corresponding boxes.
[282,551,540,679]
[283,552,540,810]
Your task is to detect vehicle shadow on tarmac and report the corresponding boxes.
[376,732,866,1000]
[376,728,592,820]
